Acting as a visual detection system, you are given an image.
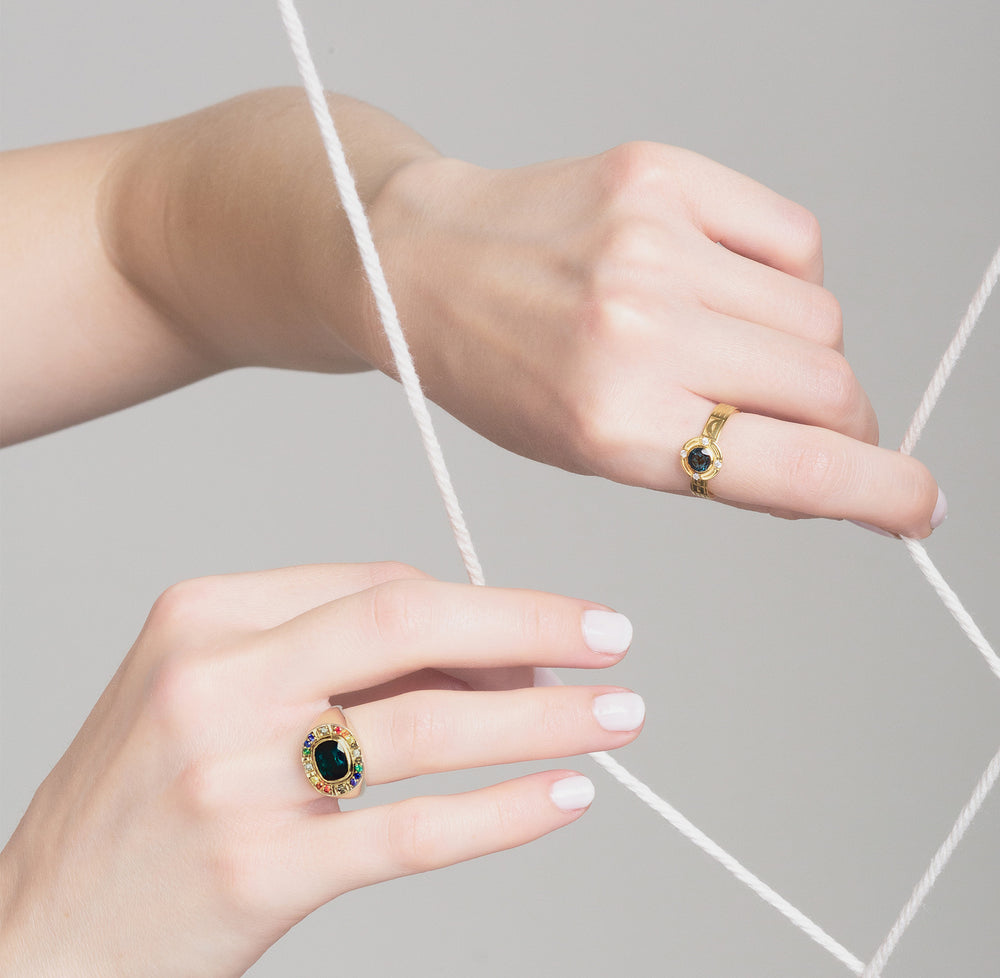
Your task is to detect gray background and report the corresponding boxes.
[2,1,999,975]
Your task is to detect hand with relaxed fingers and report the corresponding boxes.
[0,562,642,978]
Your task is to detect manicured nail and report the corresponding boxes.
[930,487,948,530]
[550,775,595,812]
[848,519,899,539]
[593,691,645,731]
[582,610,633,654]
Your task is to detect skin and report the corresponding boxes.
[0,563,641,977]
[0,87,941,534]
[0,86,945,972]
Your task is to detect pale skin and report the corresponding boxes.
[0,564,642,977]
[0,87,944,974]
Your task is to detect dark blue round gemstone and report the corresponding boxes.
[314,739,350,782]
[687,447,713,473]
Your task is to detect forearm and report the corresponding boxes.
[0,88,439,445]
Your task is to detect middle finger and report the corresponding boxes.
[312,685,645,789]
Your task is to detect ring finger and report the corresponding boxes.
[666,398,940,537]
[307,686,644,791]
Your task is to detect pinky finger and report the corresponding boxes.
[296,771,594,903]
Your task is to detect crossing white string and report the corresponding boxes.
[275,2,999,972]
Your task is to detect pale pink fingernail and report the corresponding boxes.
[582,610,633,654]
[550,775,595,812]
[593,692,645,731]
[848,519,898,539]
[930,487,948,530]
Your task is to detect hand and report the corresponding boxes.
[364,143,942,538]
[3,92,943,540]
[0,562,641,978]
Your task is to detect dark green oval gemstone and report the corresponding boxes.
[315,738,350,782]
[687,447,713,473]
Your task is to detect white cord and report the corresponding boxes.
[862,741,1000,978]
[899,245,1000,456]
[274,3,998,972]
[276,0,485,588]
[857,247,1000,975]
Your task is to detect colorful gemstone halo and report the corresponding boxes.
[680,435,723,482]
[302,723,365,797]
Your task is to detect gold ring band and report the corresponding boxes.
[680,403,740,499]
[302,706,365,798]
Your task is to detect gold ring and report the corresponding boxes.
[680,403,740,499]
[302,706,365,798]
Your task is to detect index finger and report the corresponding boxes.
[259,581,634,703]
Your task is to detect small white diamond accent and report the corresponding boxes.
[715,460,722,469]
[701,436,710,445]
[693,473,701,481]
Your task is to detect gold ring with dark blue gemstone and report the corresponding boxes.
[302,707,365,798]
[680,403,740,499]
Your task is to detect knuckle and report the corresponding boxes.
[147,651,217,737]
[580,291,638,352]
[363,561,431,588]
[173,757,229,819]
[786,204,824,264]
[810,287,844,347]
[387,700,443,773]
[785,441,857,500]
[600,141,667,200]
[590,218,661,286]
[368,578,429,648]
[812,351,862,426]
[537,698,574,743]
[145,577,222,639]
[518,596,556,650]
[566,387,633,476]
[382,800,439,877]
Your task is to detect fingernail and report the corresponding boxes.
[582,610,633,654]
[848,519,899,539]
[550,775,595,812]
[593,691,645,731]
[930,487,948,530]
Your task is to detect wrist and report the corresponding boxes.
[0,845,48,978]
[358,155,487,379]
[100,88,443,376]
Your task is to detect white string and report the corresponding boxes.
[855,248,1000,974]
[275,2,998,973]
[899,244,1000,456]
[862,742,1000,978]
[585,747,866,973]
[275,0,485,589]
[901,538,1000,683]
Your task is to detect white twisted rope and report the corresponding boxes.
[901,537,1000,684]
[275,0,485,590]
[862,742,1000,978]
[858,241,1000,978]
[900,245,1000,456]
[275,2,998,973]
